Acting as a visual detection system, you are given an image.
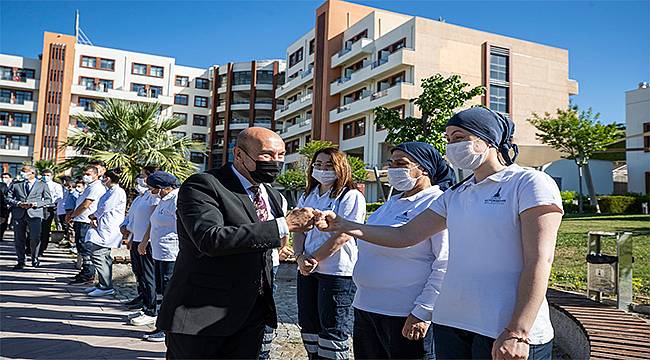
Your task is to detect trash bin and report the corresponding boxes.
[586,231,634,310]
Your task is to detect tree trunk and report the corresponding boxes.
[583,160,601,213]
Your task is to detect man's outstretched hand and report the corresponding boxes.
[286,207,317,233]
[314,210,341,233]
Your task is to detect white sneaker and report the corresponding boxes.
[83,286,97,293]
[88,288,115,297]
[144,330,166,342]
[69,247,78,254]
[127,310,144,319]
[130,314,157,326]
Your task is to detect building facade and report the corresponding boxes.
[274,0,578,200]
[209,60,285,168]
[625,82,650,194]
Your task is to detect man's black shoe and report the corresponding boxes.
[124,296,143,306]
[13,263,25,270]
[32,260,41,268]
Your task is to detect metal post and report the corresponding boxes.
[617,232,634,311]
[578,164,584,213]
[373,166,386,202]
[587,232,602,302]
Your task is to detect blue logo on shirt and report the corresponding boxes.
[484,187,506,205]
[395,210,411,222]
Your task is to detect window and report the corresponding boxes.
[78,97,106,111]
[132,63,147,75]
[194,96,208,108]
[81,56,96,68]
[378,38,406,59]
[256,71,274,85]
[643,122,650,152]
[192,133,207,142]
[131,83,147,96]
[99,79,113,90]
[0,134,29,148]
[14,91,32,103]
[343,118,366,140]
[195,78,209,89]
[14,112,30,124]
[171,131,186,139]
[175,76,189,87]
[218,74,228,88]
[346,29,368,48]
[215,113,225,126]
[174,94,189,105]
[289,48,304,68]
[80,77,95,89]
[193,114,208,126]
[377,72,405,91]
[173,112,188,124]
[2,112,30,127]
[150,66,164,78]
[309,39,315,55]
[343,88,367,105]
[149,86,163,98]
[286,139,301,154]
[233,71,252,86]
[100,59,115,70]
[490,53,508,82]
[190,152,205,164]
[490,85,508,113]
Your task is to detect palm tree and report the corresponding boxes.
[62,98,201,189]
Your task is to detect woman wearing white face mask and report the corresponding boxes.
[352,142,454,359]
[293,147,366,360]
[316,107,564,360]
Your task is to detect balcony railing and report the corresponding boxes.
[2,143,24,150]
[337,37,369,57]
[1,74,29,82]
[231,118,249,124]
[83,84,110,92]
[0,119,30,127]
[301,67,313,78]
[0,97,29,105]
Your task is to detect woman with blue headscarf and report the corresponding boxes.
[352,142,452,359]
[317,107,563,360]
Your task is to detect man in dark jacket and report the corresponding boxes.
[157,127,316,359]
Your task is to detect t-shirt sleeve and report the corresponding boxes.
[428,189,451,218]
[85,185,104,201]
[337,189,366,223]
[517,170,564,214]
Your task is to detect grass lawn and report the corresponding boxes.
[552,214,650,303]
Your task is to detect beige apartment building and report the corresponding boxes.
[275,0,578,199]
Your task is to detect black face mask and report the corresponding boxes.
[242,150,283,184]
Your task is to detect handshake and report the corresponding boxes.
[284,207,341,233]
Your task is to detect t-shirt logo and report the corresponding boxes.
[484,187,506,205]
[395,210,411,222]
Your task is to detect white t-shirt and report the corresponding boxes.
[73,180,106,223]
[298,187,366,276]
[86,185,127,248]
[124,191,160,243]
[353,185,448,321]
[428,165,563,344]
[150,189,179,262]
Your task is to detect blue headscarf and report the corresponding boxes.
[446,107,519,165]
[146,171,179,189]
[392,142,456,190]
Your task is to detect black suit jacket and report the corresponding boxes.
[0,182,8,219]
[157,164,284,337]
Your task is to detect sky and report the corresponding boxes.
[1,0,648,125]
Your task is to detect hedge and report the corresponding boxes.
[597,195,645,214]
[366,202,384,214]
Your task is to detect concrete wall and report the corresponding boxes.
[625,85,650,194]
[544,159,614,195]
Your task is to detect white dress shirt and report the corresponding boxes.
[45,180,64,215]
[150,189,179,261]
[123,191,160,243]
[73,180,106,223]
[86,185,127,248]
[232,165,288,266]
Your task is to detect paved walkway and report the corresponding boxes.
[0,232,307,359]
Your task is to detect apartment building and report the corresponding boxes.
[0,32,213,174]
[275,0,578,200]
[209,60,285,168]
[625,82,650,194]
[0,54,41,175]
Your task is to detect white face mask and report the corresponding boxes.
[446,141,489,170]
[82,175,94,184]
[43,176,52,183]
[136,184,148,195]
[387,167,420,192]
[136,177,147,187]
[2,178,10,185]
[312,169,337,185]
[19,171,29,180]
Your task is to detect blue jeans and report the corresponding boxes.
[74,222,93,280]
[432,323,553,359]
[155,259,175,297]
[297,272,356,359]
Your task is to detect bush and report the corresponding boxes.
[366,202,384,214]
[276,169,306,191]
[598,195,642,214]
[561,191,577,203]
[563,203,597,214]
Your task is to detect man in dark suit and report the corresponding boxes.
[157,127,317,359]
[6,165,52,269]
[0,172,12,241]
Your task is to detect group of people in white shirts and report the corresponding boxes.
[292,106,563,360]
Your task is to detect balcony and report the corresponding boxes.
[0,75,39,90]
[329,82,417,123]
[330,48,416,95]
[253,118,272,128]
[0,121,33,134]
[278,118,311,139]
[275,68,313,98]
[216,105,226,113]
[0,144,31,157]
[0,98,37,112]
[71,84,174,106]
[217,85,227,94]
[69,105,99,118]
[230,102,250,111]
[274,92,312,120]
[331,38,373,68]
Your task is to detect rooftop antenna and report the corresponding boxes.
[75,10,94,46]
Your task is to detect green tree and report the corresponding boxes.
[62,98,201,189]
[33,159,64,177]
[529,105,623,213]
[374,74,485,154]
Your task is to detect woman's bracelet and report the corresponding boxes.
[504,327,530,345]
